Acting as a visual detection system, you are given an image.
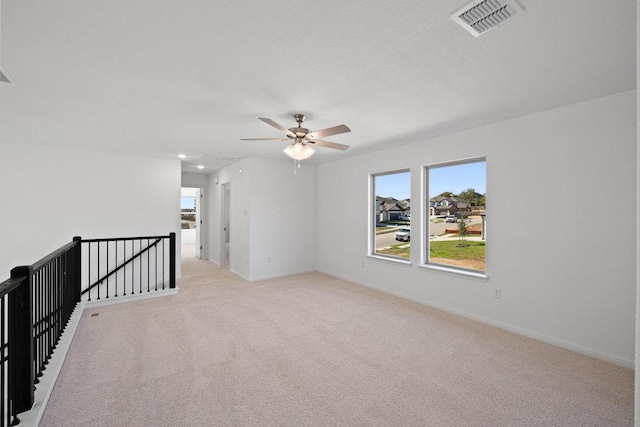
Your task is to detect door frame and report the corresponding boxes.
[220,182,230,266]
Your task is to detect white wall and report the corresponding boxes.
[181,229,196,244]
[635,0,639,420]
[208,157,316,281]
[248,157,316,281]
[208,158,250,278]
[181,172,208,189]
[0,143,182,279]
[317,90,637,366]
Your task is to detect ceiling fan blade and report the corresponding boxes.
[240,138,289,141]
[306,124,351,140]
[259,118,295,137]
[309,139,350,151]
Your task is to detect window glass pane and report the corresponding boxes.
[427,160,486,272]
[181,196,196,230]
[372,171,411,259]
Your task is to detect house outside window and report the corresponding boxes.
[424,159,486,274]
[370,170,410,261]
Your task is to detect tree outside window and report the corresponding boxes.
[426,159,486,272]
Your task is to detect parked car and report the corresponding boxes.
[395,227,410,242]
[445,215,457,223]
[398,215,411,221]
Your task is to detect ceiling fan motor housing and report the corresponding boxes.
[290,114,309,138]
[289,127,310,138]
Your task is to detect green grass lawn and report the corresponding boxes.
[376,239,486,263]
[377,243,410,259]
[430,240,485,260]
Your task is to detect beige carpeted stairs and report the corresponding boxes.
[39,255,633,426]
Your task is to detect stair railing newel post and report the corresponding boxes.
[73,237,82,304]
[169,232,176,289]
[8,266,34,422]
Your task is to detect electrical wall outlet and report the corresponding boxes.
[493,288,501,299]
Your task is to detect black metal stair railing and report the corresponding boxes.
[1,274,31,427]
[80,234,176,301]
[30,238,82,388]
[0,232,176,426]
[0,237,81,427]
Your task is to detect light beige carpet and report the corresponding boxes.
[39,256,633,426]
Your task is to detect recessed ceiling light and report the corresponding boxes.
[197,165,204,169]
[177,154,187,159]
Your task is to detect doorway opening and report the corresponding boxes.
[181,187,203,260]
[221,182,230,266]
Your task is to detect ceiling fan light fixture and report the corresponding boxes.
[283,141,315,160]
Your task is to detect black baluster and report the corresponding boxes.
[146,239,151,293]
[139,240,142,294]
[1,294,5,426]
[106,242,109,299]
[154,242,158,292]
[97,242,101,301]
[122,240,127,296]
[162,238,165,290]
[35,269,41,382]
[87,243,91,302]
[131,240,135,295]
[115,241,118,297]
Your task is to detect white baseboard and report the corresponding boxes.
[84,287,179,309]
[317,269,634,369]
[249,268,317,282]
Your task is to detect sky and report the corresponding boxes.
[181,196,196,209]
[375,161,486,200]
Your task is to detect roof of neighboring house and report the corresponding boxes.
[377,196,410,212]
[431,196,458,203]
[380,202,405,212]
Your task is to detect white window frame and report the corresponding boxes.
[368,169,411,265]
[421,157,487,280]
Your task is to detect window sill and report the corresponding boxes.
[419,263,488,281]
[367,254,412,266]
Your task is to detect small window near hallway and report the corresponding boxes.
[425,159,486,273]
[181,196,196,230]
[370,170,411,260]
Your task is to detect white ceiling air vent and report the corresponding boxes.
[451,0,524,37]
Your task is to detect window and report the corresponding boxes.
[181,196,196,230]
[370,170,411,260]
[425,159,486,273]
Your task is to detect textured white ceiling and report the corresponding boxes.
[0,0,636,173]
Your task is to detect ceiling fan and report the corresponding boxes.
[241,114,351,162]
